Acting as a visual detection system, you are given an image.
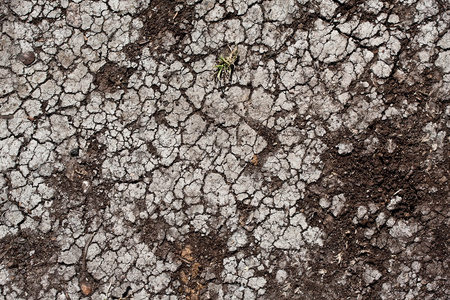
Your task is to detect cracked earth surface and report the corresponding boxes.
[1,0,449,299]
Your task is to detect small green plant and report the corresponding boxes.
[213,45,239,82]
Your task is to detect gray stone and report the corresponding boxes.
[390,220,419,239]
[319,198,331,209]
[331,194,346,217]
[387,196,402,210]
[247,276,266,289]
[276,269,288,283]
[357,206,368,219]
[337,142,354,155]
[376,212,387,227]
[364,265,382,285]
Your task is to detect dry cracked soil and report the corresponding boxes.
[0,0,449,299]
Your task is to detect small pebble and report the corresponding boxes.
[18,51,35,65]
[70,147,80,157]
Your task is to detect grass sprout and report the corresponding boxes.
[213,45,239,82]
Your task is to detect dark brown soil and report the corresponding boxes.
[0,230,60,298]
[93,62,136,93]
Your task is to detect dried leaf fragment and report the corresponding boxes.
[181,245,194,262]
[191,262,201,278]
[251,155,258,166]
[180,270,189,284]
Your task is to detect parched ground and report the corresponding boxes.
[0,0,449,299]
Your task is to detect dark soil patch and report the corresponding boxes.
[123,43,144,62]
[139,0,195,51]
[142,0,194,37]
[178,233,229,300]
[93,62,135,93]
[310,98,449,297]
[298,52,450,297]
[0,230,59,298]
[45,136,111,225]
[141,223,230,299]
[120,0,195,61]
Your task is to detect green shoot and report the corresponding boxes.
[213,45,239,82]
